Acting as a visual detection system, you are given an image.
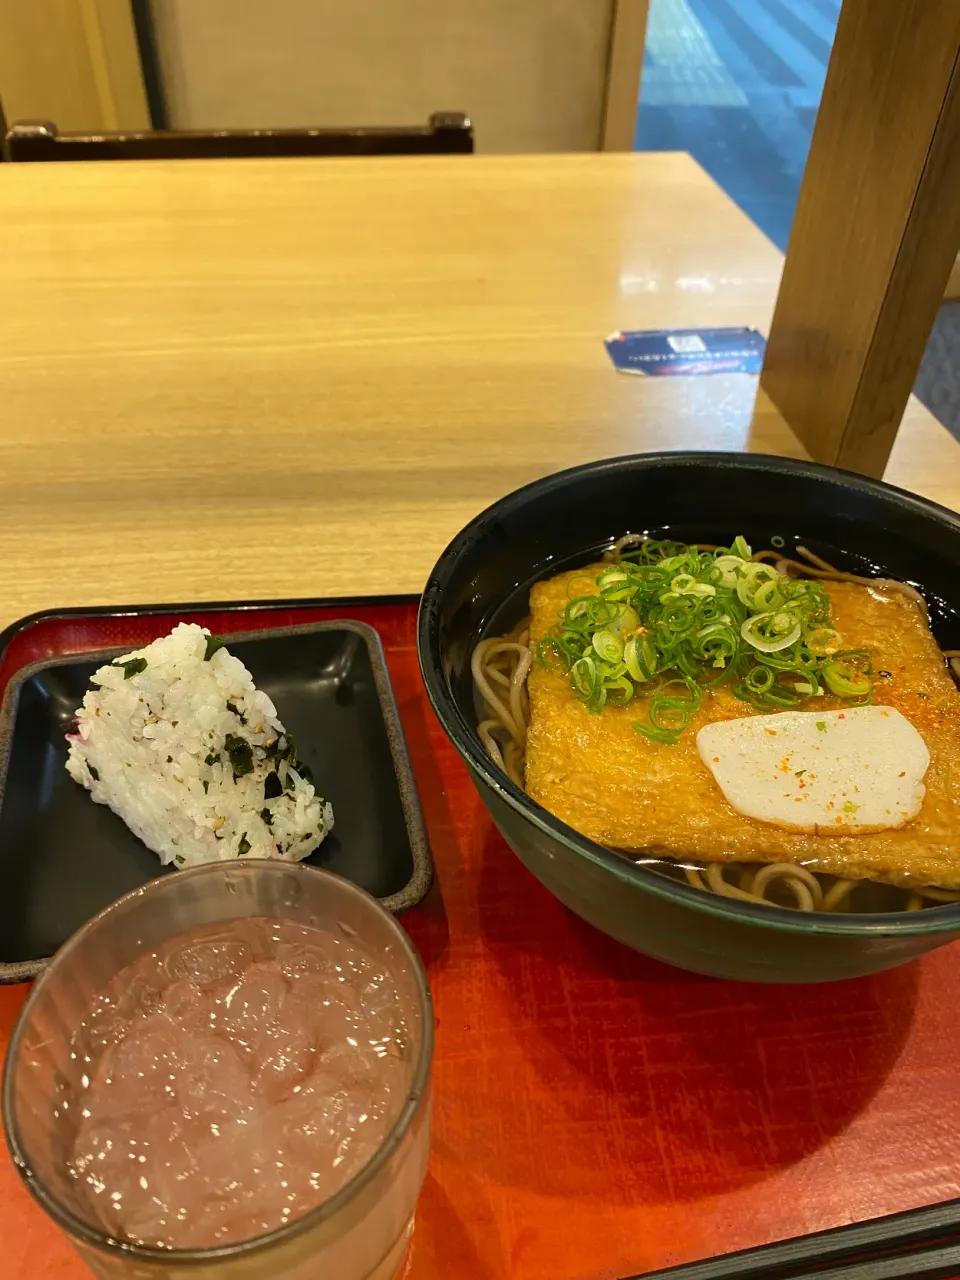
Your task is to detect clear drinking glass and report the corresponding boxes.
[2,860,433,1280]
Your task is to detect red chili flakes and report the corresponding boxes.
[764,729,778,736]
[838,712,845,719]
[898,771,906,777]
[713,756,720,763]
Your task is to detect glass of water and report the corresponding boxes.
[3,860,433,1279]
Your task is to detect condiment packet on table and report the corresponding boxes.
[604,326,766,376]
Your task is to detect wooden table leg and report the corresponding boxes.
[760,0,960,478]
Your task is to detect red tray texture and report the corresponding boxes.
[1,600,959,1280]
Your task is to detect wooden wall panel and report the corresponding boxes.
[602,0,649,151]
[0,0,149,132]
[149,0,616,153]
[761,0,960,477]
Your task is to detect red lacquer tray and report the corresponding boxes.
[2,598,960,1280]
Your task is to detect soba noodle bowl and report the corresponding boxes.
[473,539,960,915]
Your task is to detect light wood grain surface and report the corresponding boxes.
[0,152,957,633]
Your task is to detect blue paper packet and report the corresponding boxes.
[604,327,766,376]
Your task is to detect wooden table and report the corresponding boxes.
[3,153,960,1280]
[1,152,958,636]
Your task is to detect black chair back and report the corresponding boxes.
[5,111,473,162]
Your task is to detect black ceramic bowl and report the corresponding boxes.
[418,453,960,983]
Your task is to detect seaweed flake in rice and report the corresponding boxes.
[65,624,334,867]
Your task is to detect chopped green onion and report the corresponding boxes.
[731,535,752,560]
[823,653,873,698]
[592,630,623,663]
[634,679,702,744]
[536,534,871,742]
[596,569,633,602]
[746,666,775,693]
[608,604,640,635]
[793,665,824,696]
[624,636,645,682]
[694,622,739,672]
[753,579,783,612]
[736,563,780,609]
[806,626,841,654]
[669,573,716,598]
[710,555,747,589]
[570,655,596,696]
[604,674,634,704]
[741,612,802,653]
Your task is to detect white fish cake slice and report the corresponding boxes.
[696,706,930,834]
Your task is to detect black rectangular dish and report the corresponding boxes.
[0,619,431,981]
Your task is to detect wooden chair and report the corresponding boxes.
[4,111,473,162]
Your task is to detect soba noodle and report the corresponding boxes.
[472,631,532,788]
[472,540,960,914]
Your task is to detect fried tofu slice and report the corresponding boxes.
[525,565,960,888]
